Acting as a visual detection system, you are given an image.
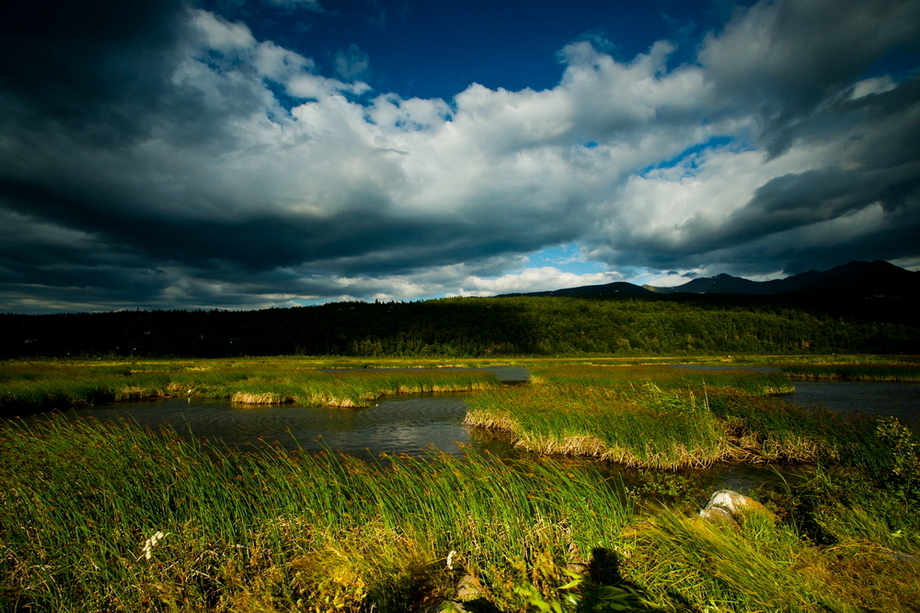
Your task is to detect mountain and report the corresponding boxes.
[499,281,652,298]
[648,273,767,295]
[759,260,920,295]
[504,261,920,298]
[652,260,920,296]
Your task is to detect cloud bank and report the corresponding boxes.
[1,0,918,312]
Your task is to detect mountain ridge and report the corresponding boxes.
[499,260,920,298]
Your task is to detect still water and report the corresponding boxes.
[50,379,920,454]
[54,393,794,500]
[38,378,919,500]
[60,394,501,460]
[781,380,920,424]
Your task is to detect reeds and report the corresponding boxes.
[2,414,918,611]
[2,361,919,611]
[466,382,731,469]
[0,416,629,612]
[626,508,859,612]
[465,365,876,469]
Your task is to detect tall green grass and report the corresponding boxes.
[626,507,860,612]
[3,361,920,611]
[0,416,629,612]
[465,365,897,469]
[466,382,730,468]
[3,415,919,612]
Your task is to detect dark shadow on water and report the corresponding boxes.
[780,380,920,426]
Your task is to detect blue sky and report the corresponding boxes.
[200,0,735,101]
[1,0,919,312]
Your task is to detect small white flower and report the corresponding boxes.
[446,550,456,570]
[139,530,170,561]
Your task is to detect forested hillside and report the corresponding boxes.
[3,292,918,358]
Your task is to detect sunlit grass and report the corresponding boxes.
[2,358,920,611]
[464,365,817,468]
[781,363,920,381]
[0,416,629,612]
[2,413,919,611]
[0,359,497,417]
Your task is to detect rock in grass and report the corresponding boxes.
[699,489,773,525]
[441,575,495,613]
[455,574,485,601]
[699,505,737,526]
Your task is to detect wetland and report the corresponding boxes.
[1,357,919,612]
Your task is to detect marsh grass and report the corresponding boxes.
[626,458,920,612]
[752,465,920,613]
[465,365,904,471]
[781,363,920,381]
[3,417,918,612]
[466,383,730,468]
[625,508,860,612]
[0,416,630,612]
[3,360,920,611]
[465,365,817,469]
[0,360,497,417]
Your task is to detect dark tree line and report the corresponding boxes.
[2,292,919,358]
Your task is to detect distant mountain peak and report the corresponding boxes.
[498,281,651,298]
[655,260,919,296]
[502,260,919,299]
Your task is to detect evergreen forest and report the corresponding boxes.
[3,292,918,358]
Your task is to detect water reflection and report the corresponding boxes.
[37,377,911,501]
[781,381,920,425]
[55,394,513,460]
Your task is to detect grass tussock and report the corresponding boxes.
[465,365,825,469]
[626,509,857,612]
[465,364,909,470]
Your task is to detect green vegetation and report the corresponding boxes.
[2,358,919,611]
[0,359,496,417]
[2,413,919,612]
[628,472,920,613]
[464,365,869,468]
[781,363,920,381]
[4,292,919,359]
[0,417,629,612]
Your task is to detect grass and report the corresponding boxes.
[2,413,919,611]
[466,382,731,468]
[463,365,842,469]
[780,363,920,381]
[0,416,629,612]
[2,357,919,611]
[0,359,497,417]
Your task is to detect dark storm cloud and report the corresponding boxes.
[700,0,920,157]
[0,0,187,141]
[1,0,919,312]
[679,163,920,254]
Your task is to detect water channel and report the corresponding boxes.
[27,369,920,500]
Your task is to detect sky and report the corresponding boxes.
[1,0,919,313]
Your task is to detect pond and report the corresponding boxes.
[55,394,508,460]
[25,372,919,504]
[45,391,800,500]
[780,380,920,425]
